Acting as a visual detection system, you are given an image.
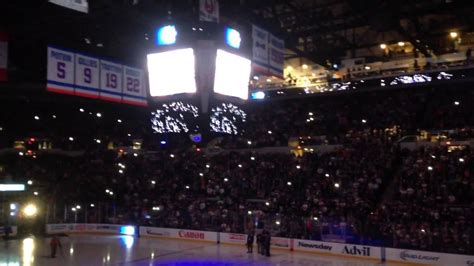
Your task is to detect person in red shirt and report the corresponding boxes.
[50,235,62,258]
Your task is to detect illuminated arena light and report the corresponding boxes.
[251,91,265,100]
[225,28,241,49]
[210,103,247,135]
[0,184,25,191]
[22,204,38,217]
[156,25,177,46]
[390,74,432,85]
[120,226,135,236]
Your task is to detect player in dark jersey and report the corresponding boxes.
[246,230,255,253]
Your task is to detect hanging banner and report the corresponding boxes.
[99,60,123,103]
[252,25,269,74]
[46,46,147,106]
[199,0,219,23]
[75,53,100,98]
[0,32,7,82]
[49,0,89,13]
[47,47,75,94]
[268,34,285,78]
[122,66,147,106]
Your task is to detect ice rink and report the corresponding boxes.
[0,235,394,266]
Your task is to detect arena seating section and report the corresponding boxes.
[0,85,472,255]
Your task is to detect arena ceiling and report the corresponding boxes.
[1,0,474,70]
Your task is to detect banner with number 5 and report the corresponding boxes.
[123,66,147,106]
[99,60,123,103]
[75,53,100,98]
[47,47,75,95]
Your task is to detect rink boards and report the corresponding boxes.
[47,223,474,265]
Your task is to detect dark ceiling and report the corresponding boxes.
[1,0,474,74]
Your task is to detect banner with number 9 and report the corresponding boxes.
[75,53,100,98]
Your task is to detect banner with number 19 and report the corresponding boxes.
[99,60,123,102]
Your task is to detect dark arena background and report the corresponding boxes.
[0,1,473,265]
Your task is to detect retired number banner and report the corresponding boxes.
[46,46,147,106]
[99,60,123,103]
[75,53,100,98]
[122,66,147,106]
[47,47,75,94]
[252,25,270,74]
[0,32,7,81]
[268,34,285,78]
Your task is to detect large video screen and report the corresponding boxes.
[147,48,196,97]
[210,103,247,135]
[213,49,251,100]
[151,101,199,133]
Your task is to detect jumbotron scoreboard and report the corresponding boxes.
[147,23,252,137]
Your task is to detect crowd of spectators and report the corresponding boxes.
[0,85,473,255]
[374,146,473,254]
[223,86,474,148]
